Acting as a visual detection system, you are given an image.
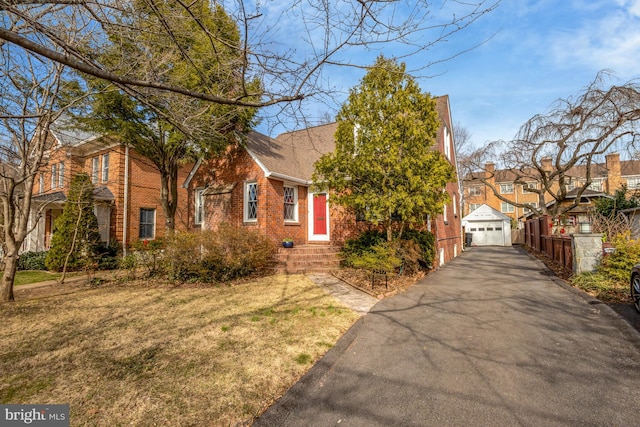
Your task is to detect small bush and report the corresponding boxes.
[161,226,276,283]
[348,242,402,273]
[341,228,435,272]
[96,240,122,270]
[597,233,640,283]
[570,233,640,303]
[17,251,48,271]
[399,229,435,269]
[129,239,166,277]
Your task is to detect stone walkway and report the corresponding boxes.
[306,273,379,315]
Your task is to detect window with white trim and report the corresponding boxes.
[244,181,258,222]
[283,185,298,221]
[588,180,603,191]
[444,126,451,160]
[139,208,155,239]
[101,153,109,182]
[51,163,57,189]
[194,188,204,225]
[58,162,65,188]
[523,182,538,192]
[91,157,99,183]
[469,186,482,196]
[627,177,640,190]
[453,194,457,216]
[501,202,515,213]
[524,202,539,214]
[468,203,482,212]
[500,183,514,194]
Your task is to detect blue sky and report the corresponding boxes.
[256,0,640,148]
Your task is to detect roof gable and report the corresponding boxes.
[462,204,511,222]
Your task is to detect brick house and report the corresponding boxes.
[185,96,463,267]
[463,153,640,228]
[24,124,191,253]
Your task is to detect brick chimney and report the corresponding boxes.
[606,153,621,193]
[541,157,553,172]
[485,162,495,178]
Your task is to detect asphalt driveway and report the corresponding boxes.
[255,246,640,427]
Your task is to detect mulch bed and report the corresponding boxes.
[332,267,425,299]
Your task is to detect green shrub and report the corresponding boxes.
[341,228,435,272]
[17,251,48,271]
[45,174,101,272]
[96,240,122,270]
[348,242,402,273]
[598,234,640,283]
[570,233,640,303]
[340,230,387,267]
[399,229,435,268]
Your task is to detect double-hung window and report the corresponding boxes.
[194,188,204,225]
[627,177,640,190]
[469,186,482,196]
[91,157,99,183]
[283,185,298,222]
[58,162,65,188]
[101,153,109,182]
[51,163,57,189]
[139,208,156,239]
[244,181,258,222]
[501,202,515,213]
[500,183,514,194]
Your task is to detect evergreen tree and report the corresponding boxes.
[595,185,639,218]
[313,55,455,241]
[45,174,101,274]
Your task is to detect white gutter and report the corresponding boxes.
[266,171,310,186]
[122,145,129,255]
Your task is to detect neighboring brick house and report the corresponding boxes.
[185,95,463,267]
[23,124,191,253]
[463,153,640,227]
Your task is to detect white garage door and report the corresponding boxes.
[468,221,505,246]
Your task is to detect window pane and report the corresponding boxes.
[102,153,109,182]
[139,208,155,239]
[195,189,204,224]
[246,183,258,220]
[58,162,65,188]
[51,164,57,189]
[92,157,99,183]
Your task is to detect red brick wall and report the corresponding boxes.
[36,141,190,247]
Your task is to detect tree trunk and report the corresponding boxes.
[159,167,178,233]
[1,252,17,302]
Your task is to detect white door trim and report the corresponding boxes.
[308,191,330,242]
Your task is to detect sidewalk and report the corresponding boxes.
[306,273,379,315]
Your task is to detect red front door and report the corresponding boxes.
[313,193,327,235]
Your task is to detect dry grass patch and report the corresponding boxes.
[0,274,359,426]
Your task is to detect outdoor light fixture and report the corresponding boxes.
[579,221,592,233]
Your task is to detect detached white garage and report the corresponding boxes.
[462,204,512,247]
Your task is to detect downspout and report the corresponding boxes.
[122,145,129,256]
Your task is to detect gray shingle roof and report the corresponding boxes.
[245,123,338,182]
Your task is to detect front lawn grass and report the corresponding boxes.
[0,274,359,426]
[13,270,62,286]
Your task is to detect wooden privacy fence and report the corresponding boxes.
[525,215,573,272]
